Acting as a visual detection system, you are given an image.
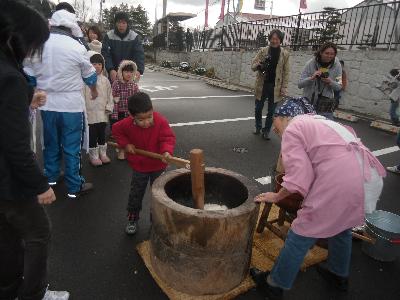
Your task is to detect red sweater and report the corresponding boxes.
[112,112,176,173]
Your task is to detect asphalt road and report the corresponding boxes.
[44,70,400,300]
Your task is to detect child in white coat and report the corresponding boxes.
[84,51,114,166]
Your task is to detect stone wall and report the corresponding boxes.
[155,49,400,119]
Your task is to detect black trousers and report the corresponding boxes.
[89,122,107,148]
[109,113,127,136]
[255,82,276,133]
[0,200,50,300]
[127,170,164,217]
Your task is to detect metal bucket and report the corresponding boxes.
[362,210,400,262]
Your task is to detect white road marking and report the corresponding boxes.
[140,85,179,93]
[170,116,255,127]
[152,94,253,100]
[372,146,399,157]
[143,79,200,82]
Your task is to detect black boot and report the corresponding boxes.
[253,128,261,135]
[250,268,283,300]
[316,263,349,291]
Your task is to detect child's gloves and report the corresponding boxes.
[125,144,135,154]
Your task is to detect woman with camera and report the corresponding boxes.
[298,42,343,119]
[251,29,290,140]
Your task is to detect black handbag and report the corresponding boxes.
[311,64,336,114]
[314,93,337,113]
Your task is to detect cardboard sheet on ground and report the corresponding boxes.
[137,204,328,300]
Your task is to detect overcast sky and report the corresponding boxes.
[72,0,364,27]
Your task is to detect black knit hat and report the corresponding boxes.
[114,11,130,24]
[55,2,75,14]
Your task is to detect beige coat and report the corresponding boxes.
[251,47,290,102]
[84,74,114,124]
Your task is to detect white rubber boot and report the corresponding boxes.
[98,144,111,164]
[89,147,102,167]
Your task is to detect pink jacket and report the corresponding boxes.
[281,115,386,238]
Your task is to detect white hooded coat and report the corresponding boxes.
[84,51,114,124]
[24,10,96,151]
[24,10,96,113]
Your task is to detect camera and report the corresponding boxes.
[320,71,329,79]
[317,67,329,79]
[257,55,272,75]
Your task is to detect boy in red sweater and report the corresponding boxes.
[112,92,176,234]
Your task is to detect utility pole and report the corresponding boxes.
[99,0,104,24]
[270,0,273,18]
[163,0,167,18]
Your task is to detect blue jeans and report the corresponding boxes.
[390,100,399,124]
[255,82,276,133]
[41,111,85,193]
[396,131,400,169]
[270,229,352,290]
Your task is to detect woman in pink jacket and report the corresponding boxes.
[251,97,386,300]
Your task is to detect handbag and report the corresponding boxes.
[311,63,337,114]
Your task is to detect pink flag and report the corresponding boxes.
[300,0,307,10]
[205,0,209,28]
[219,0,226,20]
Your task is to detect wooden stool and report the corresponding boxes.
[256,173,302,241]
[256,203,297,240]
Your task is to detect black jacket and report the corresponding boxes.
[0,50,49,202]
[101,29,145,74]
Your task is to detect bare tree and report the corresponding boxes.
[73,0,90,23]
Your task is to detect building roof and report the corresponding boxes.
[156,12,196,24]
[238,12,279,22]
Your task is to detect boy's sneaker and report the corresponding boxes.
[387,166,400,174]
[67,182,93,199]
[42,290,70,300]
[125,220,138,235]
[250,268,283,300]
[316,263,349,291]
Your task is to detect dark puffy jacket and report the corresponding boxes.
[102,29,145,74]
[0,50,49,202]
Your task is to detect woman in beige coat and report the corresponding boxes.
[84,51,114,166]
[251,29,290,139]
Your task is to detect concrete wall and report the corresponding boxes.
[155,49,400,119]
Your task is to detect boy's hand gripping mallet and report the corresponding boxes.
[107,142,205,209]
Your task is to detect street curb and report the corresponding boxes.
[370,120,400,134]
[333,111,359,122]
[147,64,203,80]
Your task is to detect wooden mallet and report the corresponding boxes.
[107,142,205,209]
